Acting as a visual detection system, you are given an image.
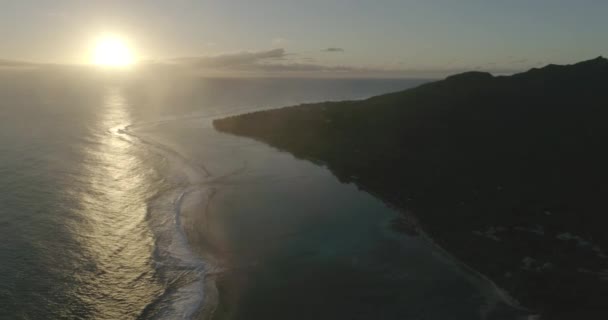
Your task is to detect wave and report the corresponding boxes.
[112,120,222,320]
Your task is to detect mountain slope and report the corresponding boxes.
[213,57,608,319]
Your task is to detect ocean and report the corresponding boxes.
[0,70,527,319]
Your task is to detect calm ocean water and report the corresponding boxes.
[0,70,527,319]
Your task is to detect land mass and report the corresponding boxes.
[214,57,608,319]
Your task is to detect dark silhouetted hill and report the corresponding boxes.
[214,57,608,319]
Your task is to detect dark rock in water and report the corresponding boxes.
[214,57,608,319]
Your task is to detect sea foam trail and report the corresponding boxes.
[116,111,533,320]
[112,120,222,320]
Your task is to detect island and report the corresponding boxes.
[213,57,608,319]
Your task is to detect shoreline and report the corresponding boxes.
[121,122,219,320]
[177,188,222,320]
[211,58,608,318]
[127,106,549,319]
[150,108,532,320]
[396,210,534,319]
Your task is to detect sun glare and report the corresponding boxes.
[93,36,135,67]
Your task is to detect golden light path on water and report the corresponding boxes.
[73,87,163,319]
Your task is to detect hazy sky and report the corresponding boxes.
[1,0,607,77]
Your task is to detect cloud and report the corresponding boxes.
[322,47,345,53]
[148,48,527,78]
[0,59,33,67]
[157,49,370,76]
[154,49,459,77]
[170,48,288,68]
[0,59,40,70]
[254,63,357,73]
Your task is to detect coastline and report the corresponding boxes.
[396,210,534,319]
[120,122,219,319]
[177,188,222,320]
[211,58,608,318]
[124,105,553,319]
[132,109,538,320]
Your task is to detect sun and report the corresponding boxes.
[92,35,135,67]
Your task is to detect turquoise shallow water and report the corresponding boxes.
[0,71,525,319]
[134,115,528,320]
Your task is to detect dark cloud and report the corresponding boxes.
[161,49,362,75]
[322,47,345,53]
[0,59,41,70]
[0,59,35,67]
[255,63,357,73]
[171,48,287,68]
[149,49,525,78]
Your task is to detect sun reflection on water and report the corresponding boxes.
[72,87,163,319]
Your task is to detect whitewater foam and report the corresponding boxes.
[112,120,221,320]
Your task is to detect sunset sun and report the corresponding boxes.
[2,2,608,319]
[92,35,135,67]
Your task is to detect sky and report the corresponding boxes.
[0,0,607,77]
